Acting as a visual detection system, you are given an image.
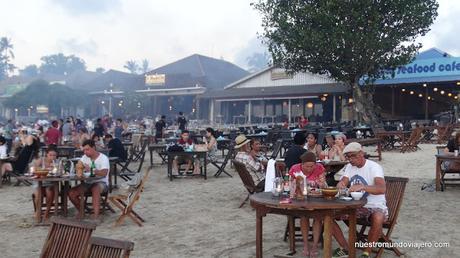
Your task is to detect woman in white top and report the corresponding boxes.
[0,136,8,158]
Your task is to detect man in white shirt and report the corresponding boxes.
[332,142,387,258]
[69,139,110,220]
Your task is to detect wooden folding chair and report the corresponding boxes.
[270,139,283,159]
[400,127,423,153]
[109,170,150,227]
[232,160,264,208]
[86,236,134,258]
[347,176,408,257]
[40,217,97,258]
[117,139,148,181]
[213,145,235,177]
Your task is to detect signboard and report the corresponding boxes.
[382,57,460,80]
[145,74,165,86]
[271,69,293,80]
[36,105,49,114]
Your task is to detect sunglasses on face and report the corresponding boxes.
[345,152,360,159]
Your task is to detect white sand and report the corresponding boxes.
[0,144,459,258]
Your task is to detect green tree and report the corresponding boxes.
[39,53,86,75]
[4,80,88,115]
[247,52,271,73]
[141,59,150,74]
[19,64,39,77]
[124,60,139,74]
[253,0,438,123]
[95,67,105,73]
[0,37,16,80]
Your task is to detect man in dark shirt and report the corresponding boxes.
[93,118,105,137]
[155,115,166,142]
[104,134,127,161]
[177,111,187,131]
[284,132,307,170]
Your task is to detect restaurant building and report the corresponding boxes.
[373,48,460,120]
[202,67,349,124]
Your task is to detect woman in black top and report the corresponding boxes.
[284,132,307,170]
[442,132,460,171]
[1,135,40,177]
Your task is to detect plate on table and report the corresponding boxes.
[340,196,352,201]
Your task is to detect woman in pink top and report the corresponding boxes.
[288,152,326,258]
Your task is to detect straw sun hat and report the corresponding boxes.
[234,134,251,149]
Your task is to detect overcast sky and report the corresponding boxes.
[0,0,458,72]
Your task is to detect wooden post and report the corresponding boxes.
[333,95,337,122]
[288,99,292,124]
[425,86,429,120]
[391,86,395,117]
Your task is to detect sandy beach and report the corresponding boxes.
[1,144,459,258]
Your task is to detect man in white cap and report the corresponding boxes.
[234,134,266,187]
[332,142,387,258]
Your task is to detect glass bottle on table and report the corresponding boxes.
[90,160,96,177]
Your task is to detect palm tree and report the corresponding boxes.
[0,37,16,79]
[123,60,139,74]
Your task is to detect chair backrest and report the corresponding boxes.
[86,237,134,258]
[407,127,423,146]
[40,217,97,258]
[270,140,283,159]
[384,176,409,224]
[221,144,235,165]
[125,170,151,209]
[232,160,257,193]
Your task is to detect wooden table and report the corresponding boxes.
[435,154,460,191]
[166,151,207,181]
[250,192,365,258]
[149,144,167,165]
[375,131,411,151]
[17,174,103,223]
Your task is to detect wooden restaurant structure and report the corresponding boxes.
[373,48,460,121]
[202,67,349,125]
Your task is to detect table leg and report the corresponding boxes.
[204,154,207,180]
[256,208,263,258]
[288,216,296,253]
[150,149,153,166]
[168,154,173,181]
[377,141,382,161]
[53,182,59,216]
[35,181,43,223]
[63,182,69,216]
[79,191,84,219]
[348,210,357,258]
[114,163,118,188]
[323,213,332,258]
[436,157,441,191]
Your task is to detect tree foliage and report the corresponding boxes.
[253,0,438,123]
[124,60,139,74]
[4,80,88,115]
[0,37,16,80]
[19,64,39,77]
[39,53,86,75]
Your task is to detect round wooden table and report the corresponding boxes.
[18,175,104,223]
[250,192,366,258]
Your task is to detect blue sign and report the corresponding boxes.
[390,57,460,79]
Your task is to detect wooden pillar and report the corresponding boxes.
[248,100,252,124]
[209,100,214,124]
[425,86,429,120]
[288,99,292,124]
[333,95,337,122]
[391,86,395,117]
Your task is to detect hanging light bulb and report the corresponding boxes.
[401,89,406,92]
[418,94,423,97]
[410,91,414,95]
[433,88,438,92]
[440,90,445,95]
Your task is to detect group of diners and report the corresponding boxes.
[234,131,387,258]
[170,128,218,175]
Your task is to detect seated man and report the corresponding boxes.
[172,130,198,175]
[284,132,307,170]
[332,142,387,258]
[104,134,127,162]
[69,139,110,220]
[235,135,266,188]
